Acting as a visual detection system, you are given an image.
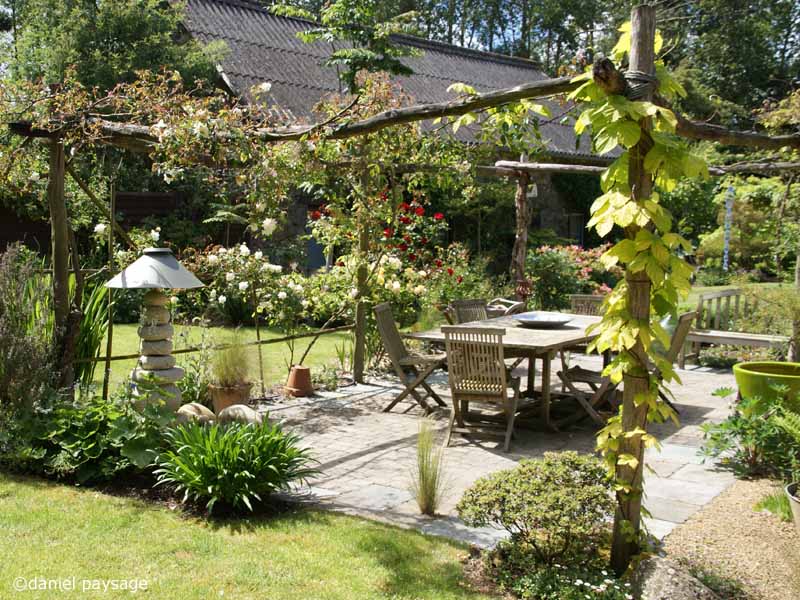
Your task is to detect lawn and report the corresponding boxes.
[0,474,491,600]
[93,323,352,392]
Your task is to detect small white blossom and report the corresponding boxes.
[150,228,160,242]
[263,263,282,273]
[301,300,310,308]
[170,296,179,305]
[239,244,250,256]
[217,247,227,255]
[94,223,107,234]
[254,250,263,260]
[218,295,227,304]
[349,288,358,299]
[391,281,401,293]
[289,261,298,271]
[417,270,427,278]
[209,289,217,299]
[413,285,426,295]
[225,272,235,282]
[277,291,287,300]
[255,81,272,94]
[207,254,219,265]
[262,217,277,236]
[238,281,249,291]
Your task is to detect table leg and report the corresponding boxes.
[540,351,553,427]
[526,352,536,395]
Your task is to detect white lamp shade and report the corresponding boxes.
[105,248,204,290]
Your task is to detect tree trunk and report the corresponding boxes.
[610,4,656,576]
[511,171,531,297]
[48,139,73,389]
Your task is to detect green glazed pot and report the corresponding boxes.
[733,361,800,411]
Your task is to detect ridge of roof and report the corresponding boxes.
[190,0,549,74]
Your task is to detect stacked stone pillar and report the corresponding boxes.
[130,289,184,411]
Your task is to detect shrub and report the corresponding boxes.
[698,344,776,368]
[701,391,799,479]
[457,452,613,565]
[154,421,317,513]
[210,337,251,387]
[410,418,446,516]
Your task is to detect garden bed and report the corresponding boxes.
[663,478,800,600]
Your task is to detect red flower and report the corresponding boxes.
[408,253,417,261]
[310,210,322,220]
[433,212,444,220]
[457,275,463,284]
[398,243,408,252]
[435,259,442,267]
[399,216,411,224]
[420,237,428,245]
[447,268,454,276]
[383,227,394,238]
[415,206,425,216]
[403,234,411,243]
[399,202,411,212]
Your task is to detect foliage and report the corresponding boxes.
[525,244,619,310]
[457,452,613,565]
[154,420,317,513]
[74,280,109,387]
[735,285,800,359]
[701,391,799,480]
[420,244,501,313]
[410,418,446,516]
[754,489,793,522]
[175,322,213,408]
[210,336,251,388]
[660,176,719,245]
[491,548,634,600]
[697,345,777,369]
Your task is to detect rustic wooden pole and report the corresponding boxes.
[510,169,531,299]
[252,287,266,397]
[47,139,73,387]
[610,3,657,575]
[352,156,370,384]
[102,182,116,400]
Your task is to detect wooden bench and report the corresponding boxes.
[679,288,789,368]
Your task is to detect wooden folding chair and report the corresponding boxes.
[442,326,531,452]
[557,311,697,426]
[450,299,488,324]
[374,303,447,413]
[486,297,526,317]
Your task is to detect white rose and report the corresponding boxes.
[391,281,401,293]
[217,247,227,255]
[413,285,426,295]
[31,171,40,182]
[207,254,219,265]
[254,250,263,260]
[218,295,227,304]
[262,217,277,236]
[277,291,287,300]
[170,296,179,304]
[418,270,427,278]
[209,289,217,299]
[239,244,250,256]
[150,229,160,242]
[225,272,235,282]
[301,300,310,308]
[94,223,107,234]
[238,281,249,291]
[349,288,358,299]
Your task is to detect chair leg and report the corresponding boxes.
[443,407,456,449]
[658,390,680,415]
[421,380,446,406]
[383,364,439,412]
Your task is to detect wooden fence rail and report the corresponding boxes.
[74,324,354,364]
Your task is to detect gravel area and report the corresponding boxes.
[664,478,800,600]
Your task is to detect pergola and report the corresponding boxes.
[8,3,800,572]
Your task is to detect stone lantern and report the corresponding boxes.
[106,248,204,411]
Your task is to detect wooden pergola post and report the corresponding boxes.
[352,150,370,383]
[47,138,73,388]
[610,3,656,574]
[510,169,531,300]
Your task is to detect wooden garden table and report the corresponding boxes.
[404,312,603,429]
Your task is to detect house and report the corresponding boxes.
[183,0,607,243]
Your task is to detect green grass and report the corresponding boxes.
[0,473,491,600]
[755,488,793,522]
[96,324,351,391]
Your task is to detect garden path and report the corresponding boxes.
[259,356,736,548]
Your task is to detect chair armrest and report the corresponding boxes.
[398,353,446,367]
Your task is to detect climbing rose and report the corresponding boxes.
[414,206,424,216]
[433,212,444,220]
[310,210,322,220]
[398,243,408,252]
[383,228,393,238]
[239,281,249,291]
[447,268,454,276]
[262,217,277,236]
[399,202,410,212]
[94,223,107,234]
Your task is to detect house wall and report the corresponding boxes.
[530,173,586,244]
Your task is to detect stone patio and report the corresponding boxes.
[261,355,736,547]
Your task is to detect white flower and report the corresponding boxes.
[255,81,272,94]
[30,171,40,182]
[238,281,249,291]
[225,272,235,282]
[289,261,298,271]
[418,270,427,278]
[262,217,277,236]
[150,228,160,242]
[254,250,263,260]
[170,296,179,305]
[349,288,358,299]
[218,295,227,304]
[217,247,227,255]
[277,291,287,300]
[413,285,426,295]
[239,244,250,256]
[209,289,217,299]
[289,282,303,293]
[301,300,310,308]
[94,223,107,234]
[192,121,209,136]
[207,254,219,265]
[263,263,282,273]
[391,281,401,293]
[387,256,402,269]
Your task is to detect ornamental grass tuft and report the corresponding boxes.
[410,418,446,515]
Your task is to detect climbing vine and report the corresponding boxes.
[569,24,709,543]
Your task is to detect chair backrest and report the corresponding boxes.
[451,299,488,324]
[442,326,507,404]
[373,303,409,367]
[694,288,751,330]
[487,297,526,317]
[569,294,605,316]
[666,311,698,364]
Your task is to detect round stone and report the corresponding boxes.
[138,324,174,341]
[131,366,184,384]
[139,354,176,370]
[131,383,181,411]
[217,404,263,426]
[143,290,169,306]
[176,402,216,424]
[140,339,173,356]
[141,305,171,326]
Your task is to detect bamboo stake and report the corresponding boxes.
[252,288,266,397]
[102,182,116,400]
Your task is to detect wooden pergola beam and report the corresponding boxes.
[496,159,800,177]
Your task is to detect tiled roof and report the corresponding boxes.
[184,0,597,159]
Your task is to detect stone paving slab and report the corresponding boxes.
[263,358,737,547]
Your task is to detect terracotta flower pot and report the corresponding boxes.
[285,365,313,397]
[209,382,252,414]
